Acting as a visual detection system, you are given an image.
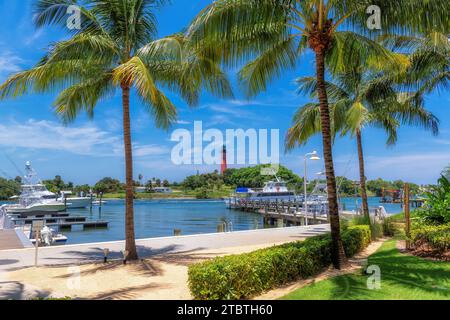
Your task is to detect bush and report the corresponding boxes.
[341,225,372,257]
[349,215,383,240]
[382,217,404,237]
[188,226,371,300]
[416,175,450,225]
[410,223,450,253]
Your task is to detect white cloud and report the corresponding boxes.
[0,51,23,76]
[24,29,44,46]
[0,119,169,158]
[133,144,170,157]
[176,120,191,125]
[363,153,449,183]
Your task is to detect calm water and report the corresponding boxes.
[61,199,262,245]
[57,197,402,245]
[1,197,403,245]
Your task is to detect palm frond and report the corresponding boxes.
[53,73,114,124]
[239,35,298,97]
[285,103,321,151]
[113,56,176,128]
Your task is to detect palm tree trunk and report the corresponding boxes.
[121,84,138,261]
[356,129,370,220]
[315,49,347,269]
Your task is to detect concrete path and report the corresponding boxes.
[0,225,330,272]
[0,225,330,300]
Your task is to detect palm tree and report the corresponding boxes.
[187,0,447,269]
[286,67,439,220]
[382,31,449,97]
[0,0,232,260]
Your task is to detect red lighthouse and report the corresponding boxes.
[221,145,227,175]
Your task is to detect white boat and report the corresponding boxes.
[4,162,92,212]
[2,162,69,214]
[21,225,68,246]
[3,202,67,214]
[60,191,92,209]
[225,179,299,207]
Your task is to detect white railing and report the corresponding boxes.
[0,206,13,229]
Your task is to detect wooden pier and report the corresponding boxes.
[227,198,329,226]
[10,216,109,231]
[0,229,26,250]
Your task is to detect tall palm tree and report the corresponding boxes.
[187,0,448,269]
[286,67,439,220]
[0,0,232,260]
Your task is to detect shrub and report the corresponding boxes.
[410,223,450,253]
[349,215,383,240]
[382,217,403,237]
[416,175,450,225]
[188,226,371,300]
[341,225,372,257]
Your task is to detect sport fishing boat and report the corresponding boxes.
[2,162,68,214]
[3,162,92,213]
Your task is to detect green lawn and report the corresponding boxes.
[282,241,450,300]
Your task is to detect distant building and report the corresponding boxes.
[135,187,147,193]
[153,187,173,194]
[221,145,227,175]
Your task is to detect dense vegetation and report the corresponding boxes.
[409,175,450,257]
[0,168,434,200]
[0,177,21,200]
[416,176,450,225]
[43,176,74,193]
[188,225,371,300]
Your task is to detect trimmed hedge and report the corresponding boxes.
[410,223,450,253]
[188,226,371,300]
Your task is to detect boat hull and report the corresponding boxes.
[65,197,92,209]
[4,203,67,214]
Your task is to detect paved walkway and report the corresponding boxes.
[0,225,330,272]
[0,225,330,300]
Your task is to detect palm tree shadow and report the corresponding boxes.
[325,247,450,300]
[0,280,51,300]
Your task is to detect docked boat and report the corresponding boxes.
[3,162,92,214]
[19,225,68,246]
[225,179,299,207]
[2,162,68,214]
[60,191,92,209]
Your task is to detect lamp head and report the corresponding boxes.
[309,151,321,161]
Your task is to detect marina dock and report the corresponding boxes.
[0,229,31,250]
[10,216,109,231]
[227,198,330,226]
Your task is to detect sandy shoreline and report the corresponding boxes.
[5,242,290,300]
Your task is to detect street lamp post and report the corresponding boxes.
[304,151,321,225]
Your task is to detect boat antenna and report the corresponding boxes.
[3,152,24,177]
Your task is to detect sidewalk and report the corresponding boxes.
[0,225,330,300]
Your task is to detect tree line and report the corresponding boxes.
[0,168,428,201]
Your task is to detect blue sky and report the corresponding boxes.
[0,0,448,185]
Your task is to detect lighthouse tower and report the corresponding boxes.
[221,145,228,175]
